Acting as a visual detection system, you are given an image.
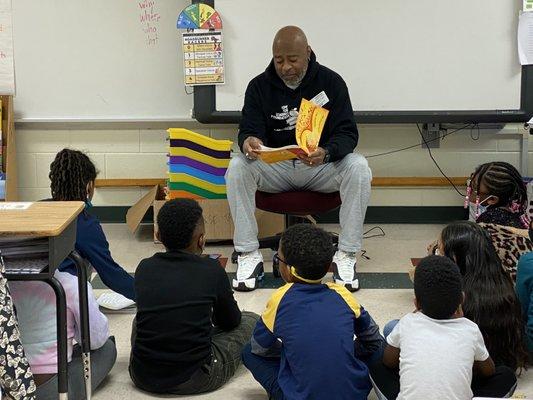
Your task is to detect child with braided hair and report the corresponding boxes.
[462,161,533,281]
[429,161,533,281]
[9,148,119,399]
[465,161,530,229]
[49,148,135,300]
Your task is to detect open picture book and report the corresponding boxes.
[256,98,329,163]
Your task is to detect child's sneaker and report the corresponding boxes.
[332,250,359,292]
[233,250,264,292]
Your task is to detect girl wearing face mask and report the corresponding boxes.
[48,148,135,301]
[465,161,530,229]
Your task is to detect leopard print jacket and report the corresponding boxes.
[479,222,533,282]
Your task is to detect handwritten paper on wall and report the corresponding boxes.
[0,0,14,94]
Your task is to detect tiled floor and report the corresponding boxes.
[91,223,533,399]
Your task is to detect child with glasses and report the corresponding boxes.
[242,223,384,400]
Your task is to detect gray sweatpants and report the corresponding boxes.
[225,152,372,253]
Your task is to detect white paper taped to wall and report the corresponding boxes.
[0,0,14,94]
[518,12,533,65]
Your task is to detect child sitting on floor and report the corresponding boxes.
[242,223,384,400]
[466,161,530,228]
[439,221,528,371]
[427,161,533,280]
[49,148,135,300]
[0,265,36,399]
[9,261,116,399]
[130,198,258,394]
[370,255,517,400]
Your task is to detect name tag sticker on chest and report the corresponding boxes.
[310,91,329,107]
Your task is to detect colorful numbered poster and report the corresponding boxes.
[182,30,224,86]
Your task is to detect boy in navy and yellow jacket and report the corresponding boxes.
[242,224,384,400]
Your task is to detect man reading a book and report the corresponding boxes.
[226,25,372,292]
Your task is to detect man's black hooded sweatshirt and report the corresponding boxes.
[238,51,358,162]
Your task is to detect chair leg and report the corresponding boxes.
[330,232,339,248]
[272,255,281,278]
[286,215,310,226]
[258,234,282,252]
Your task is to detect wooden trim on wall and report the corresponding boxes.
[372,177,466,187]
[95,178,166,187]
[2,95,17,201]
[95,177,467,188]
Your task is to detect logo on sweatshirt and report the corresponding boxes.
[271,105,298,132]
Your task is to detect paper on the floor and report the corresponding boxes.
[97,292,135,311]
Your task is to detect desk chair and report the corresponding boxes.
[233,190,341,277]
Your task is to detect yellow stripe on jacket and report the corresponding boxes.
[261,283,294,332]
[326,282,362,317]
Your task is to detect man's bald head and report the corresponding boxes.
[272,26,311,88]
[273,26,309,51]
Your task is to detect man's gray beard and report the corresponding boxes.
[283,66,307,89]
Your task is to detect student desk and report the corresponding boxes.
[0,202,92,400]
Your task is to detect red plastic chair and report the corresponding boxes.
[232,190,342,276]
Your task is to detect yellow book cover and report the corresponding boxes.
[296,98,329,153]
[256,98,329,164]
[256,144,307,163]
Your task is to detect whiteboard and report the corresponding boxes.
[215,0,522,112]
[12,0,193,121]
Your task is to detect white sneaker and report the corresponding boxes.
[233,250,264,292]
[332,250,359,292]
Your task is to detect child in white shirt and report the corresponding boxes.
[370,255,517,400]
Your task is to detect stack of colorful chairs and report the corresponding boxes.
[167,128,233,199]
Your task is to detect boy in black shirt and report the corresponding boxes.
[129,199,258,394]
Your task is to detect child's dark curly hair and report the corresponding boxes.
[157,199,203,250]
[280,224,334,281]
[414,255,463,320]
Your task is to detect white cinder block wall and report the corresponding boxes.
[15,123,530,207]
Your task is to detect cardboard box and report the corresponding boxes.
[127,185,285,242]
